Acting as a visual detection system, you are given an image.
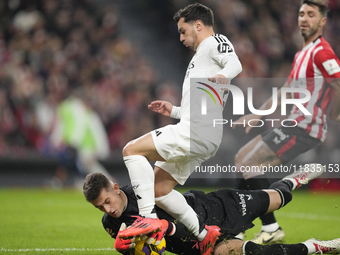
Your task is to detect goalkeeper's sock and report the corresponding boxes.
[269,180,293,208]
[244,177,278,225]
[155,189,205,240]
[261,222,280,232]
[166,221,176,236]
[123,155,157,219]
[243,241,308,255]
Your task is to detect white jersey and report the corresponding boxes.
[178,34,242,145]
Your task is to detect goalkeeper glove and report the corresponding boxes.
[146,219,169,245]
[115,223,136,253]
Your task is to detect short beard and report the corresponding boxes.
[188,30,197,51]
[302,26,318,39]
[188,44,195,51]
[300,20,321,40]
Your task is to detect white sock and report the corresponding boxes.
[123,155,157,218]
[197,228,208,241]
[261,222,280,232]
[155,189,206,240]
[242,241,249,255]
[302,241,316,254]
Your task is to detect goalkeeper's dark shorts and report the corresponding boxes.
[203,189,270,243]
[164,188,270,255]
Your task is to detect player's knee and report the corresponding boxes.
[122,141,134,157]
[154,189,164,199]
[270,181,292,208]
[278,189,292,208]
[154,192,171,211]
[154,184,172,198]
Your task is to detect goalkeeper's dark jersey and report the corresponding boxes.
[102,184,268,255]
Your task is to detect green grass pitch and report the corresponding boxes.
[0,187,339,254]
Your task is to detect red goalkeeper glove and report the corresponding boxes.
[146,219,169,245]
[115,223,136,253]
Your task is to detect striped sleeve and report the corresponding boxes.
[314,47,340,81]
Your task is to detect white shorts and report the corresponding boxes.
[151,122,219,185]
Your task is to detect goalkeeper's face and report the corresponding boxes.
[90,183,127,218]
[177,17,198,51]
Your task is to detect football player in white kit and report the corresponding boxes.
[120,3,242,254]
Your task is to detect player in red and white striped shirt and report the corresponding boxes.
[233,0,340,245]
[288,35,340,142]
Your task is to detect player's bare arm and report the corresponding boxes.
[148,100,173,117]
[233,81,291,133]
[329,78,340,122]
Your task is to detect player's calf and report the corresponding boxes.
[242,238,340,255]
[269,180,293,209]
[243,241,307,255]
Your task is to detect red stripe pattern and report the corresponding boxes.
[276,135,296,158]
[287,37,340,142]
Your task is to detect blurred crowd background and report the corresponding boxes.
[0,0,339,186]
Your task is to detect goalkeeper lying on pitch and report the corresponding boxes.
[83,164,340,255]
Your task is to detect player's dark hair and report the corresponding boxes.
[301,0,329,17]
[173,3,214,27]
[83,173,112,202]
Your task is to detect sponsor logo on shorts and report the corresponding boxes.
[273,128,289,145]
[237,192,248,216]
[155,130,162,137]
